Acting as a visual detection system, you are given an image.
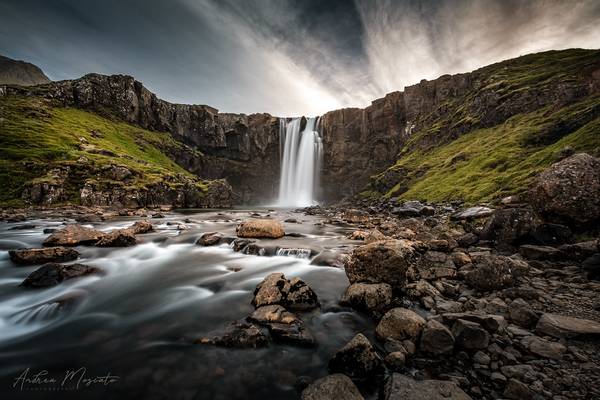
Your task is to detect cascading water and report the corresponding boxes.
[277,117,323,207]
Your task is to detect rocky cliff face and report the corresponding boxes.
[6,73,280,204]
[4,49,599,205]
[0,55,50,86]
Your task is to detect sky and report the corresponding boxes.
[1,0,599,116]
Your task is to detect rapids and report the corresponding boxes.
[0,208,373,399]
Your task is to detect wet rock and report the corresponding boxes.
[9,247,79,265]
[310,250,348,268]
[43,224,105,246]
[376,308,426,341]
[383,374,472,400]
[344,239,420,288]
[451,319,490,350]
[472,351,490,365]
[420,319,455,355]
[348,230,369,240]
[95,229,136,247]
[535,313,600,339]
[129,220,153,234]
[529,153,600,225]
[520,335,566,360]
[518,244,564,261]
[301,374,364,400]
[328,333,383,382]
[268,322,316,347]
[249,305,299,325]
[21,263,101,288]
[463,254,529,291]
[252,273,319,311]
[196,232,223,246]
[195,321,268,348]
[503,378,535,400]
[236,219,285,239]
[340,283,392,316]
[451,206,493,221]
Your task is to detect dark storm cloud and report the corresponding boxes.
[1,0,599,115]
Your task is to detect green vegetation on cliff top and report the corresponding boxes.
[0,95,205,207]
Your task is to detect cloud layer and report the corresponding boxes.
[1,0,599,116]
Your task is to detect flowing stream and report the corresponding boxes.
[0,209,373,399]
[278,118,323,207]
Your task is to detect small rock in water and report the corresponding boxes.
[236,219,285,239]
[195,320,269,349]
[301,374,364,400]
[21,263,102,288]
[9,247,80,265]
[328,333,383,382]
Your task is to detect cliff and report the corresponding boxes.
[1,48,599,207]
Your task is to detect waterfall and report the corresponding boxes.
[277,117,323,207]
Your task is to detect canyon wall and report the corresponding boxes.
[7,49,599,205]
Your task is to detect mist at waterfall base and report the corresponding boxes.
[277,117,323,207]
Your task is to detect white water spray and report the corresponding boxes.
[277,117,323,207]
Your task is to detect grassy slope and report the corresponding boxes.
[368,49,600,203]
[373,96,600,203]
[0,95,205,207]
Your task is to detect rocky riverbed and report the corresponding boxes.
[1,154,599,400]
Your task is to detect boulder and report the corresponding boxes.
[328,333,383,382]
[301,374,364,400]
[480,208,538,246]
[463,254,529,291]
[342,209,370,224]
[417,251,456,280]
[383,374,472,400]
[441,313,507,333]
[451,319,490,350]
[344,239,420,288]
[43,225,105,246]
[559,241,599,261]
[376,308,426,341]
[508,298,539,328]
[9,247,79,265]
[451,207,493,221]
[196,232,223,246]
[195,321,268,348]
[128,220,153,234]
[95,229,136,247]
[252,273,319,311]
[529,153,600,225]
[384,352,406,370]
[364,229,387,244]
[503,378,535,400]
[267,322,316,347]
[21,263,101,288]
[518,244,564,261]
[420,319,455,355]
[249,305,299,325]
[535,313,600,339]
[520,335,566,360]
[236,219,285,239]
[340,283,392,316]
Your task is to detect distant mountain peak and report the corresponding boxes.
[0,54,50,86]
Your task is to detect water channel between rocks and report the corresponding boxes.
[0,208,375,400]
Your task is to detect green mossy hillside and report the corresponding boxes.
[0,95,207,207]
[371,95,600,203]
